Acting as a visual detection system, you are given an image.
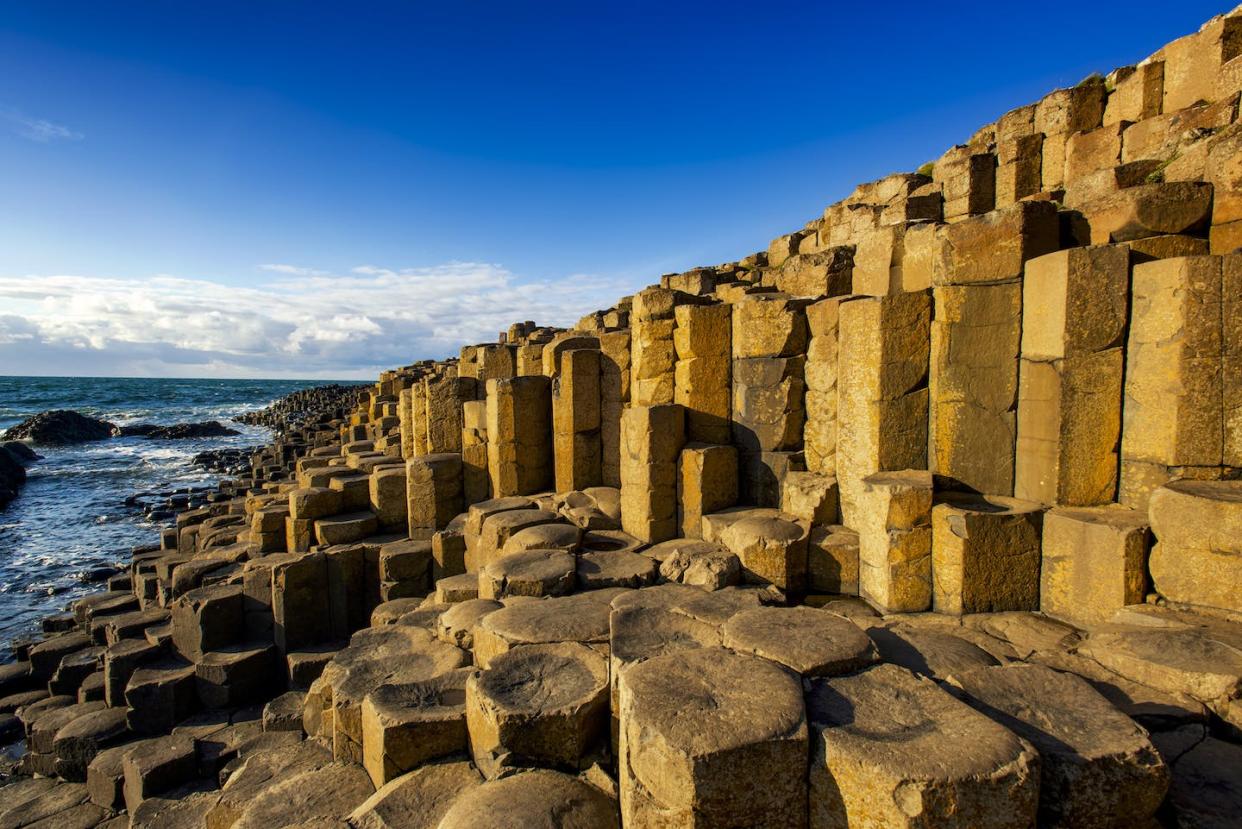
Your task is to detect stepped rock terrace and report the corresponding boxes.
[4,9,1242,828]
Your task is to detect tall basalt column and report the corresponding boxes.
[620,404,685,543]
[552,348,602,492]
[271,551,331,653]
[631,287,705,406]
[408,383,429,457]
[933,143,996,222]
[930,201,1060,496]
[731,294,810,506]
[477,344,517,390]
[461,400,490,505]
[516,340,549,377]
[423,373,475,454]
[678,442,738,539]
[836,291,930,528]
[631,289,677,406]
[459,344,481,381]
[1015,245,1129,506]
[486,376,553,497]
[370,465,408,531]
[398,386,415,459]
[542,332,600,378]
[856,470,933,613]
[1035,76,1106,191]
[674,302,732,444]
[407,453,464,535]
[804,296,849,479]
[599,330,631,488]
[1120,255,1232,508]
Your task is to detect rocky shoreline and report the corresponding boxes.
[4,10,1242,829]
[0,389,360,512]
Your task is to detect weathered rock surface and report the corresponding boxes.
[721,606,877,676]
[807,663,1040,828]
[437,768,618,828]
[467,641,608,775]
[618,646,807,827]
[948,662,1168,827]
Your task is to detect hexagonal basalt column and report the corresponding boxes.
[466,642,609,776]
[618,646,808,828]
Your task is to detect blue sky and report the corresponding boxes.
[0,1,1230,378]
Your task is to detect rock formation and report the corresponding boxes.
[0,444,30,508]
[4,410,116,445]
[5,10,1242,827]
[114,422,241,440]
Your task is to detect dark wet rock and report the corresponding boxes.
[0,441,41,464]
[191,447,259,474]
[0,712,20,743]
[3,410,116,445]
[0,447,24,508]
[126,485,219,521]
[79,567,121,584]
[115,421,240,440]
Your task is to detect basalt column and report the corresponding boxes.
[930,201,1059,495]
[631,287,705,407]
[731,294,810,506]
[1120,254,1237,508]
[423,373,476,454]
[620,404,685,543]
[486,376,553,497]
[804,296,847,479]
[552,348,602,492]
[836,291,930,528]
[1015,245,1129,506]
[407,454,464,535]
[461,400,491,505]
[599,330,632,488]
[673,302,732,445]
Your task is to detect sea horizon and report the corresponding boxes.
[0,373,374,383]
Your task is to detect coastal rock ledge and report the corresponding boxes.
[5,8,1242,829]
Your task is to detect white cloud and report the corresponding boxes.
[2,110,83,143]
[0,262,623,378]
[258,263,328,276]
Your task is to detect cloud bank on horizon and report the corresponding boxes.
[0,264,620,379]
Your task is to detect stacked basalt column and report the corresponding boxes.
[486,376,553,498]
[598,326,631,488]
[10,15,1242,828]
[929,201,1060,498]
[552,347,602,492]
[674,301,738,539]
[631,287,698,407]
[730,294,810,506]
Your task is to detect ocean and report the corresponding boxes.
[0,376,358,658]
